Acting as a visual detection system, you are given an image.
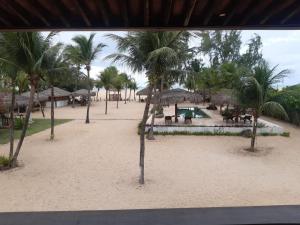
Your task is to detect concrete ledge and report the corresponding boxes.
[1,205,300,225]
[147,119,284,135]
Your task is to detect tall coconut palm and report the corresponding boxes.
[0,32,57,167]
[43,44,67,140]
[113,75,124,108]
[0,63,18,160]
[107,31,190,184]
[131,80,138,101]
[237,61,289,151]
[99,66,118,114]
[94,79,103,101]
[120,73,129,104]
[70,33,105,123]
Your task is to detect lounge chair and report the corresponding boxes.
[165,116,172,125]
[184,110,193,124]
[239,114,252,123]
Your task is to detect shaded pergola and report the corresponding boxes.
[0,0,299,30]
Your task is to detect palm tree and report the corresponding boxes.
[0,63,18,160]
[107,31,190,184]
[70,33,105,123]
[113,75,124,108]
[237,61,289,151]
[43,44,67,140]
[94,79,103,101]
[120,73,129,104]
[131,80,138,101]
[99,66,118,114]
[0,32,57,167]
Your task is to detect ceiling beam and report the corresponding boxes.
[260,0,295,24]
[280,4,300,24]
[184,0,197,26]
[203,0,219,25]
[144,0,150,26]
[240,0,271,25]
[223,0,251,26]
[0,0,31,26]
[39,0,70,28]
[73,0,91,27]
[121,0,129,26]
[15,0,50,26]
[164,0,173,26]
[97,0,110,27]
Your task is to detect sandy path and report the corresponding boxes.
[0,99,300,212]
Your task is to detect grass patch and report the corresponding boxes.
[0,119,72,144]
[0,155,10,167]
[280,132,290,137]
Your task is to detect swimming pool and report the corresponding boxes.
[177,107,209,119]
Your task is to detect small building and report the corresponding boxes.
[109,93,121,101]
[39,87,71,108]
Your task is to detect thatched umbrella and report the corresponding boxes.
[210,89,237,106]
[151,88,196,122]
[136,86,153,102]
[72,89,96,97]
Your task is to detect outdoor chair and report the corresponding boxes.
[239,114,252,124]
[184,110,193,124]
[165,116,172,125]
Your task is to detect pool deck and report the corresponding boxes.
[146,103,284,134]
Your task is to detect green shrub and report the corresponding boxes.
[267,87,300,126]
[281,132,290,137]
[14,118,24,130]
[0,156,10,167]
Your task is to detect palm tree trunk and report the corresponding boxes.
[50,85,55,140]
[96,88,99,101]
[85,66,91,124]
[250,116,258,151]
[36,91,45,118]
[134,89,136,101]
[10,82,36,167]
[147,88,157,140]
[129,89,132,102]
[139,84,153,184]
[124,84,127,104]
[9,84,16,160]
[117,90,119,108]
[105,89,108,114]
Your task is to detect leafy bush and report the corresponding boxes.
[14,118,24,130]
[0,156,10,167]
[267,87,300,126]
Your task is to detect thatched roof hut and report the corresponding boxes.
[0,92,30,113]
[21,91,48,103]
[136,87,152,96]
[39,87,71,98]
[72,89,96,97]
[210,89,237,106]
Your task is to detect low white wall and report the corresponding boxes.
[147,119,284,135]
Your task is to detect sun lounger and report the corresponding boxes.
[165,116,172,125]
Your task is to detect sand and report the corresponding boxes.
[0,94,300,212]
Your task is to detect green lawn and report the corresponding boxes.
[0,119,72,144]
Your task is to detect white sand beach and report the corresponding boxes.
[0,96,300,212]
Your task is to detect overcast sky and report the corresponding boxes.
[52,30,300,88]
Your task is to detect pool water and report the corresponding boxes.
[177,107,209,119]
